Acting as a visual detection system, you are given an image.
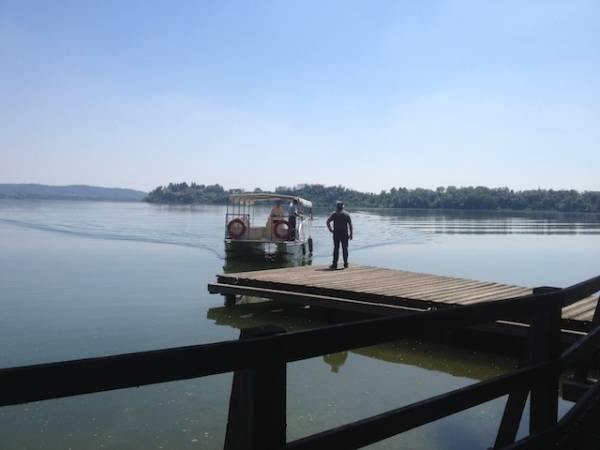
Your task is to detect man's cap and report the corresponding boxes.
[336,201,344,206]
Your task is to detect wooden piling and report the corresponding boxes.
[225,294,236,307]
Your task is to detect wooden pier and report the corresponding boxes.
[208,264,599,333]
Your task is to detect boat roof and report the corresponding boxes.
[229,193,312,207]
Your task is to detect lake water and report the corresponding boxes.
[1,200,599,449]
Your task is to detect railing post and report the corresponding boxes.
[225,325,287,450]
[528,287,562,434]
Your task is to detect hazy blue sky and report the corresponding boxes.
[1,1,599,192]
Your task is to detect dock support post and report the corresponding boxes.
[225,325,287,450]
[528,287,562,434]
[225,294,236,307]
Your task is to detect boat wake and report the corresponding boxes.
[0,213,432,262]
[0,218,226,259]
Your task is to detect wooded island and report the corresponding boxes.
[145,183,600,213]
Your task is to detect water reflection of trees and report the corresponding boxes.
[206,303,514,380]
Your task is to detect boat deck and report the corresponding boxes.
[209,265,599,332]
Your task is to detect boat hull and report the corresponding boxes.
[225,239,310,262]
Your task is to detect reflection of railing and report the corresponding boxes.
[2,276,600,449]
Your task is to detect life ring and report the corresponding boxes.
[273,220,289,239]
[227,218,247,239]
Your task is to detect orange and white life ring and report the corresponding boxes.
[273,220,289,239]
[227,218,247,239]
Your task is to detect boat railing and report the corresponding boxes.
[226,212,301,242]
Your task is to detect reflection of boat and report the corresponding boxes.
[224,193,313,261]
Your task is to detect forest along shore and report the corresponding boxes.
[144,182,600,213]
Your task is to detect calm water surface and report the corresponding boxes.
[1,200,599,449]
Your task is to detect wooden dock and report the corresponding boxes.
[208,264,599,332]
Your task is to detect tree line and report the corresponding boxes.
[145,183,600,213]
[145,183,228,204]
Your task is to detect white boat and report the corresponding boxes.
[224,193,313,260]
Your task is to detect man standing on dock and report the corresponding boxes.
[327,201,353,269]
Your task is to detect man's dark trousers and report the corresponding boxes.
[288,216,296,240]
[332,232,349,267]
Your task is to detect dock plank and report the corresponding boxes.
[384,280,496,299]
[563,297,598,321]
[318,273,470,291]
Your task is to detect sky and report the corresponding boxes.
[1,0,599,193]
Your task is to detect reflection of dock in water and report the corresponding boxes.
[209,264,599,334]
[207,303,515,380]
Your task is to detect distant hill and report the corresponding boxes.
[0,184,146,201]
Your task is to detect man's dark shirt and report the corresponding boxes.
[328,210,352,236]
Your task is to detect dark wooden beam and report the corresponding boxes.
[0,333,283,406]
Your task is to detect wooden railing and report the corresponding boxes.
[1,274,600,449]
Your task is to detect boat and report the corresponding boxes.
[224,193,313,260]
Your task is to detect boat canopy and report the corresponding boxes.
[229,193,312,208]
